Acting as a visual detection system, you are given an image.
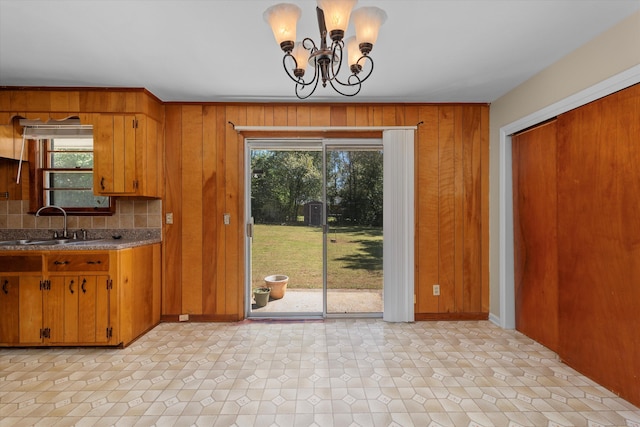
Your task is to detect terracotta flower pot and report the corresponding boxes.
[264,275,288,299]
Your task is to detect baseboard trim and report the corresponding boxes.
[488,313,501,327]
[414,312,488,321]
[160,314,241,322]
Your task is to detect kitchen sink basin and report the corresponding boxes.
[0,238,105,246]
[0,239,34,245]
[0,238,71,246]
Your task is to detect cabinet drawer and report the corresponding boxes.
[0,256,42,272]
[47,254,109,271]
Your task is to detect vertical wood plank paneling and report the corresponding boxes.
[453,107,464,311]
[404,106,418,129]
[462,106,482,312]
[354,106,369,127]
[234,109,246,317]
[202,105,218,315]
[0,92,11,111]
[512,119,559,351]
[345,106,357,126]
[273,105,288,126]
[0,94,489,322]
[246,106,265,126]
[296,106,310,126]
[371,106,383,126]
[416,106,440,313]
[263,106,274,126]
[287,106,297,126]
[438,106,456,312]
[181,105,204,314]
[311,105,331,126]
[215,108,228,316]
[26,92,50,111]
[330,106,347,126]
[223,106,244,317]
[163,105,182,314]
[49,91,67,111]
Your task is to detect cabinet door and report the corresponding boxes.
[43,277,65,344]
[47,276,79,343]
[94,114,137,195]
[19,276,44,344]
[137,116,162,198]
[78,275,111,344]
[0,276,19,344]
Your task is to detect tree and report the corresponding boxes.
[251,150,322,223]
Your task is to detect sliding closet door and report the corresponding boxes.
[556,84,640,405]
[511,120,559,352]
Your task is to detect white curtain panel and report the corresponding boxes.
[382,129,415,322]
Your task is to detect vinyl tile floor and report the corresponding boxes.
[1,320,639,427]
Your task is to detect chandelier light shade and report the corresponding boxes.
[263,3,302,51]
[352,7,387,48]
[316,0,357,38]
[264,0,387,99]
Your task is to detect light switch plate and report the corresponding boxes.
[166,212,173,224]
[223,213,230,225]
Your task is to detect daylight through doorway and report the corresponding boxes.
[246,139,383,318]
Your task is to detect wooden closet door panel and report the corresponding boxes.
[557,84,640,405]
[512,120,559,352]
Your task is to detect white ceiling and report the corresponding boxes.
[1,0,639,103]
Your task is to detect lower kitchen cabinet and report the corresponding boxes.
[0,276,20,343]
[47,274,112,345]
[0,243,160,347]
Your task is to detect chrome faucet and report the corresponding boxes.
[35,205,68,238]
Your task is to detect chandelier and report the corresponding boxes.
[264,0,387,99]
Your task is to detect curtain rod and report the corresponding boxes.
[230,124,419,132]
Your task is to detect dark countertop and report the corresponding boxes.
[0,237,161,251]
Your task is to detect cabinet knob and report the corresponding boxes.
[54,260,69,265]
[81,278,87,294]
[69,279,74,294]
[100,176,106,191]
[2,279,8,294]
[86,260,102,265]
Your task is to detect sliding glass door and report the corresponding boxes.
[246,139,383,318]
[324,144,383,315]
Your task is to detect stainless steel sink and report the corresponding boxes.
[26,239,73,246]
[0,238,104,246]
[61,239,107,246]
[0,239,35,245]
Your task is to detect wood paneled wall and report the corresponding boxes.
[511,84,640,406]
[0,88,164,122]
[0,89,490,322]
[163,103,490,321]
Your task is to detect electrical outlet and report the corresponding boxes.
[166,212,173,224]
[223,213,230,225]
[433,284,440,296]
[179,314,189,322]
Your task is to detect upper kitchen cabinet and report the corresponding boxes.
[91,113,162,198]
[0,88,164,198]
[0,113,22,160]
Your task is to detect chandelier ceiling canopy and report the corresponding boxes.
[264,0,387,99]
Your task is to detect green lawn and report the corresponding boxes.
[251,224,382,290]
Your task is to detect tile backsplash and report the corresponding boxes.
[0,198,162,232]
